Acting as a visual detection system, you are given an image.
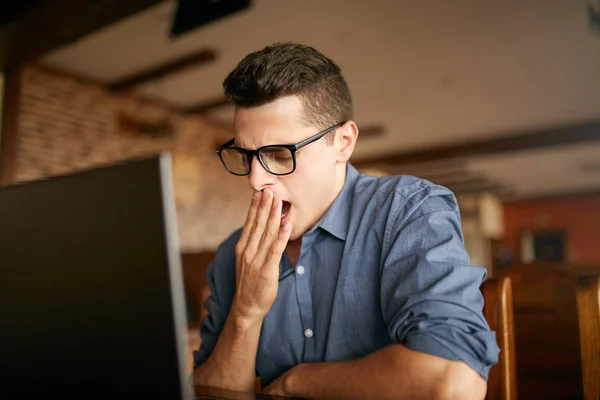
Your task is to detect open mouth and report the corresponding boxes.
[281,201,291,218]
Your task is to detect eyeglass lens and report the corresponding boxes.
[220,146,295,175]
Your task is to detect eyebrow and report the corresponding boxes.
[234,139,294,149]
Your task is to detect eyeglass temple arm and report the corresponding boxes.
[216,138,235,151]
[293,122,344,150]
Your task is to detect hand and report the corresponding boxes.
[185,344,194,378]
[232,189,292,327]
[262,368,295,397]
[262,376,286,397]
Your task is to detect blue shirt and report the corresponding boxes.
[194,163,499,386]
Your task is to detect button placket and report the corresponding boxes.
[294,245,316,362]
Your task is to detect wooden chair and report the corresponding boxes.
[498,262,600,399]
[499,262,584,399]
[575,275,600,400]
[482,276,517,400]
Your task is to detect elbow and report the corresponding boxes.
[434,362,487,400]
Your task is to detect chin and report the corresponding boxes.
[289,230,303,242]
[288,224,307,242]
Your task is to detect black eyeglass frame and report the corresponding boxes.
[216,122,345,176]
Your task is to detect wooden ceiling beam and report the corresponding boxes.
[415,170,477,184]
[351,120,600,169]
[109,48,218,91]
[361,160,469,180]
[503,187,600,203]
[448,182,507,196]
[182,96,230,114]
[426,174,490,187]
[0,0,167,69]
[359,125,385,138]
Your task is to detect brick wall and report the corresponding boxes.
[0,73,4,136]
[13,64,251,252]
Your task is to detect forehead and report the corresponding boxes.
[233,96,314,148]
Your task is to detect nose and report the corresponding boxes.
[247,156,276,192]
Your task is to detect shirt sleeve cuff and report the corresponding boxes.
[403,331,497,381]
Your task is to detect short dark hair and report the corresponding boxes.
[222,42,353,143]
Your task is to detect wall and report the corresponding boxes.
[12,64,252,252]
[456,193,504,275]
[502,194,600,265]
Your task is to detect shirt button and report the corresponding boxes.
[304,328,313,338]
[296,266,305,275]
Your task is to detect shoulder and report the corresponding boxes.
[351,169,460,221]
[216,228,243,258]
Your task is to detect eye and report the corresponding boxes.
[261,147,293,161]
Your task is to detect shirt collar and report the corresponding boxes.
[310,163,359,241]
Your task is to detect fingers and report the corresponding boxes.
[252,195,282,266]
[236,190,261,256]
[264,196,282,244]
[244,189,275,259]
[263,222,292,268]
[237,188,289,274]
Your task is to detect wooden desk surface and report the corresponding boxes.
[194,385,305,400]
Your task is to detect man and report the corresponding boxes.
[193,42,499,400]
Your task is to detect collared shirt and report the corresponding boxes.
[194,163,499,386]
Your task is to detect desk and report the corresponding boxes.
[195,385,305,400]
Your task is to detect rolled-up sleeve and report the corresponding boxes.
[381,192,499,380]
[193,233,238,367]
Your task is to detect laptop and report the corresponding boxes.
[0,154,196,398]
[0,153,306,400]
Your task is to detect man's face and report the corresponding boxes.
[233,96,347,241]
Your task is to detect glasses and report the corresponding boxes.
[216,122,344,176]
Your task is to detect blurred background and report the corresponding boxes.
[1,1,599,398]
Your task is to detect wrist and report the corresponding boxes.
[228,305,264,336]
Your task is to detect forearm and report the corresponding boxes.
[193,312,262,392]
[284,345,486,400]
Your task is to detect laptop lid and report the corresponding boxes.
[0,153,193,398]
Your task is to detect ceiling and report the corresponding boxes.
[40,0,600,200]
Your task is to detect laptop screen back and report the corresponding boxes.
[0,154,192,398]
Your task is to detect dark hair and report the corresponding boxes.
[222,42,353,144]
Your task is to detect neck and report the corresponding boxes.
[286,239,302,266]
[285,163,348,266]
[332,162,347,199]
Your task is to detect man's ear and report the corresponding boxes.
[335,121,359,163]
